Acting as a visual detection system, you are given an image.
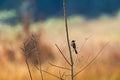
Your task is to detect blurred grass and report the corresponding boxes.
[0,15,120,80]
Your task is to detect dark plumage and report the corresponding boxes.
[71,40,78,54]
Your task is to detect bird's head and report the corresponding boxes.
[72,40,75,42]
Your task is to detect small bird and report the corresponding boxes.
[71,40,78,54]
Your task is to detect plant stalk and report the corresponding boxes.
[25,56,33,80]
[63,0,74,80]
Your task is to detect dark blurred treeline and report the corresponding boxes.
[0,0,120,20]
[67,0,120,18]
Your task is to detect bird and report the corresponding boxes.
[71,40,78,54]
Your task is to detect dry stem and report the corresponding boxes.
[63,0,74,80]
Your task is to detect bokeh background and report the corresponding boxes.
[0,0,120,80]
[1,0,120,23]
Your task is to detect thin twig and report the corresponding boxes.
[73,42,109,77]
[55,44,71,66]
[49,62,71,70]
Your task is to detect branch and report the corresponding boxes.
[74,42,109,77]
[55,44,71,66]
[49,62,71,71]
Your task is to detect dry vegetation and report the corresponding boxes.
[1,0,120,79]
[0,15,120,80]
[1,1,120,77]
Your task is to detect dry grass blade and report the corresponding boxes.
[31,34,44,80]
[38,59,44,80]
[33,35,44,80]
[21,46,33,80]
[23,35,37,57]
[22,34,44,80]
[25,57,33,80]
[73,42,109,77]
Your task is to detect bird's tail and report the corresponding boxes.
[75,49,78,54]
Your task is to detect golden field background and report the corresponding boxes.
[0,15,120,80]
